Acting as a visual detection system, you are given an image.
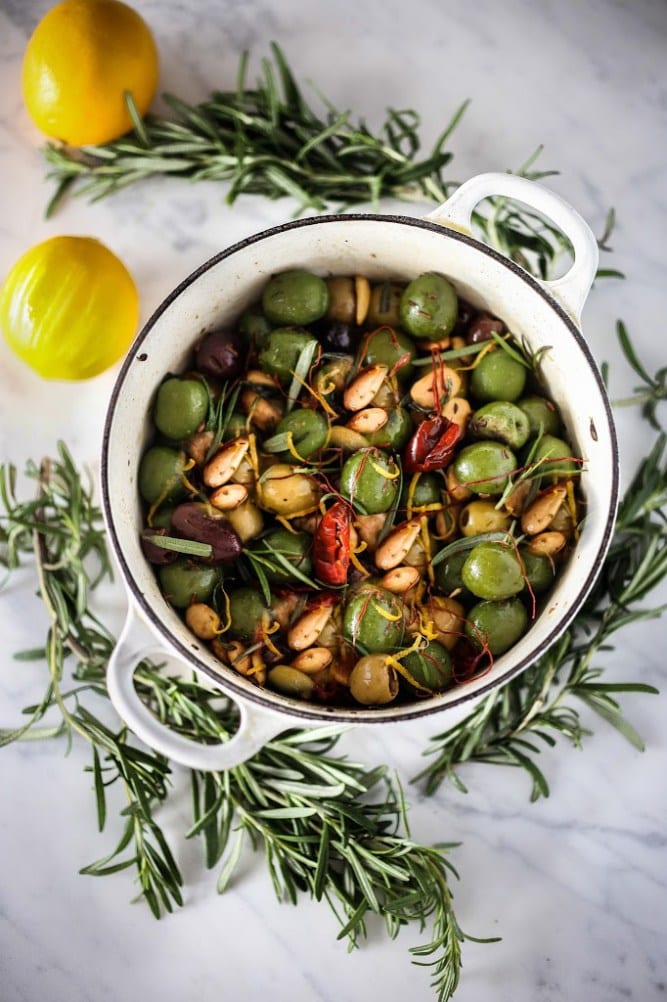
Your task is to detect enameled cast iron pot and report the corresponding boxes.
[102,173,619,771]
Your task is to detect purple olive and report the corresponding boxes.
[314,319,358,353]
[171,503,242,562]
[195,329,243,380]
[141,529,179,565]
[466,312,505,345]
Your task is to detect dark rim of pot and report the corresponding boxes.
[101,213,620,724]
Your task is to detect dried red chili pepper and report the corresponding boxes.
[403,416,463,473]
[312,500,351,586]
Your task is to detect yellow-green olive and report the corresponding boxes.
[349,654,398,705]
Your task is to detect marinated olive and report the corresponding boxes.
[258,329,319,385]
[364,406,412,450]
[316,319,357,353]
[138,445,188,504]
[349,655,399,705]
[453,441,517,495]
[322,276,354,322]
[361,326,416,381]
[340,448,401,514]
[530,434,578,478]
[459,499,512,536]
[259,464,320,515]
[401,472,443,512]
[466,312,504,344]
[170,502,243,562]
[267,665,315,699]
[366,281,405,327]
[253,527,313,583]
[468,400,531,449]
[343,586,405,653]
[239,306,273,347]
[195,329,243,380]
[466,597,529,655]
[399,272,458,339]
[470,349,527,402]
[434,548,469,595]
[228,587,273,640]
[401,640,453,692]
[519,546,556,593]
[261,269,329,326]
[273,408,329,460]
[140,528,178,565]
[158,558,222,609]
[518,395,561,436]
[461,542,525,600]
[153,377,208,441]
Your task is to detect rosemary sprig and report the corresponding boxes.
[610,320,667,429]
[43,42,462,217]
[0,445,479,1000]
[414,333,665,800]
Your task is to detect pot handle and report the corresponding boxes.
[426,172,599,323]
[106,608,290,771]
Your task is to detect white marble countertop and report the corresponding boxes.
[1,1,666,1000]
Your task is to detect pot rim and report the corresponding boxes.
[101,211,620,724]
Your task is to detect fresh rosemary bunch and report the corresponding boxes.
[0,446,480,1001]
[40,43,616,283]
[414,331,665,800]
[43,42,463,216]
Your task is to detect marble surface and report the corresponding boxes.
[1,1,666,1000]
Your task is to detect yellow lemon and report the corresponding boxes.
[0,236,139,380]
[22,0,159,146]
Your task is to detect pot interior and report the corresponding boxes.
[102,214,618,724]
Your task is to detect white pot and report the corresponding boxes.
[102,172,619,771]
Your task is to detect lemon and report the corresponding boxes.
[22,0,159,146]
[0,236,139,380]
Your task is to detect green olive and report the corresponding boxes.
[461,542,525,600]
[258,328,319,386]
[314,356,354,404]
[468,400,531,449]
[361,326,416,381]
[238,305,273,347]
[252,528,313,583]
[364,406,412,450]
[153,377,209,441]
[340,448,401,514]
[158,558,222,609]
[470,349,527,402]
[138,445,189,504]
[401,472,443,512]
[518,395,561,436]
[366,281,405,328]
[261,269,329,326]
[349,654,399,705]
[465,597,529,654]
[453,441,517,496]
[434,548,469,595]
[401,640,453,693]
[343,586,405,653]
[227,587,273,640]
[399,272,458,339]
[519,547,556,593]
[267,665,315,699]
[529,434,579,478]
[273,408,329,460]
